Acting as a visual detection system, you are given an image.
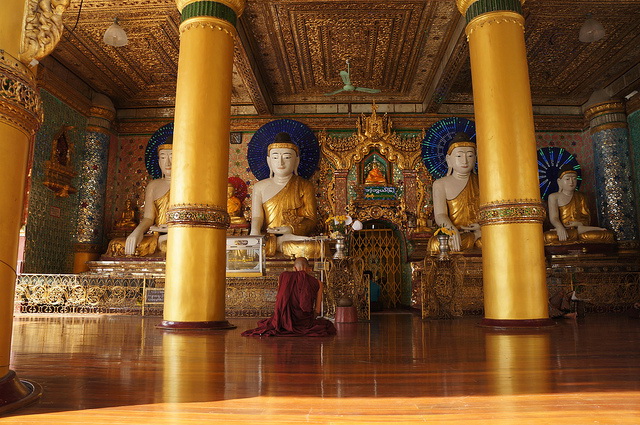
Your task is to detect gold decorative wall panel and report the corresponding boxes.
[39,0,639,116]
[325,257,368,320]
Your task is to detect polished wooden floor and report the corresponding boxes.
[3,312,640,424]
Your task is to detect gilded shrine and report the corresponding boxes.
[318,104,431,311]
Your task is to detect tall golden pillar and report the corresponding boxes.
[1,0,69,410]
[159,0,245,329]
[456,0,551,326]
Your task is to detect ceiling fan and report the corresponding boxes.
[324,60,381,96]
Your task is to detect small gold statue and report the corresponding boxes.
[105,143,172,257]
[365,160,387,185]
[227,182,247,225]
[113,199,138,232]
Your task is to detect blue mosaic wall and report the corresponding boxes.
[76,131,109,244]
[23,90,87,273]
[591,126,639,242]
[628,110,640,231]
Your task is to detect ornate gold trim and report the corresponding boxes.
[319,103,423,171]
[478,199,545,226]
[86,125,113,135]
[89,105,116,122]
[456,0,479,15]
[179,16,237,38]
[177,0,245,16]
[584,101,625,121]
[20,0,71,63]
[589,121,627,134]
[466,11,525,39]
[167,204,230,229]
[0,54,43,136]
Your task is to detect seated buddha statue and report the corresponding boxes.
[227,182,247,225]
[544,165,615,245]
[113,199,138,232]
[428,133,481,255]
[105,143,172,257]
[365,160,387,185]
[250,132,320,257]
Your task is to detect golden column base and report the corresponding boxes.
[0,371,42,415]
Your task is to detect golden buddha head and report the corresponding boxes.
[267,132,300,178]
[446,132,476,176]
[227,182,236,198]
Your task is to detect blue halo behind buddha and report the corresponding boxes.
[537,147,582,200]
[248,119,319,180]
[422,117,476,179]
[145,122,174,179]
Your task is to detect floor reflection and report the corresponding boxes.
[8,312,640,411]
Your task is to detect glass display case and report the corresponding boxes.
[226,236,264,277]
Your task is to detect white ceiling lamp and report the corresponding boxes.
[103,17,128,47]
[579,14,606,43]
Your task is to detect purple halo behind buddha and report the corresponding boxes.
[421,117,476,179]
[248,119,319,180]
[145,122,174,179]
[537,147,582,200]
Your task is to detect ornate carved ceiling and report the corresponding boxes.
[49,0,640,115]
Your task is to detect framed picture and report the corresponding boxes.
[230,132,242,144]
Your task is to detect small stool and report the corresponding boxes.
[335,306,358,323]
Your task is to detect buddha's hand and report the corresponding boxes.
[448,226,462,252]
[149,224,168,233]
[555,225,569,242]
[461,223,481,240]
[124,231,144,256]
[267,225,293,235]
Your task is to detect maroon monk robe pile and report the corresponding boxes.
[242,270,337,337]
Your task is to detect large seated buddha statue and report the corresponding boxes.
[428,133,481,255]
[105,143,172,257]
[250,132,321,257]
[544,165,615,245]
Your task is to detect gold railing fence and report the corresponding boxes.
[15,274,161,315]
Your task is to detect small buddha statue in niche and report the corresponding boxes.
[415,207,433,234]
[365,160,387,185]
[543,165,615,245]
[250,132,320,257]
[105,143,172,257]
[227,182,247,225]
[428,133,481,254]
[113,199,138,232]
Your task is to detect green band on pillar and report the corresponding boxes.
[181,1,237,26]
[465,0,522,23]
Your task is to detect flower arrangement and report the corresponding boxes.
[325,215,363,238]
[433,227,455,237]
